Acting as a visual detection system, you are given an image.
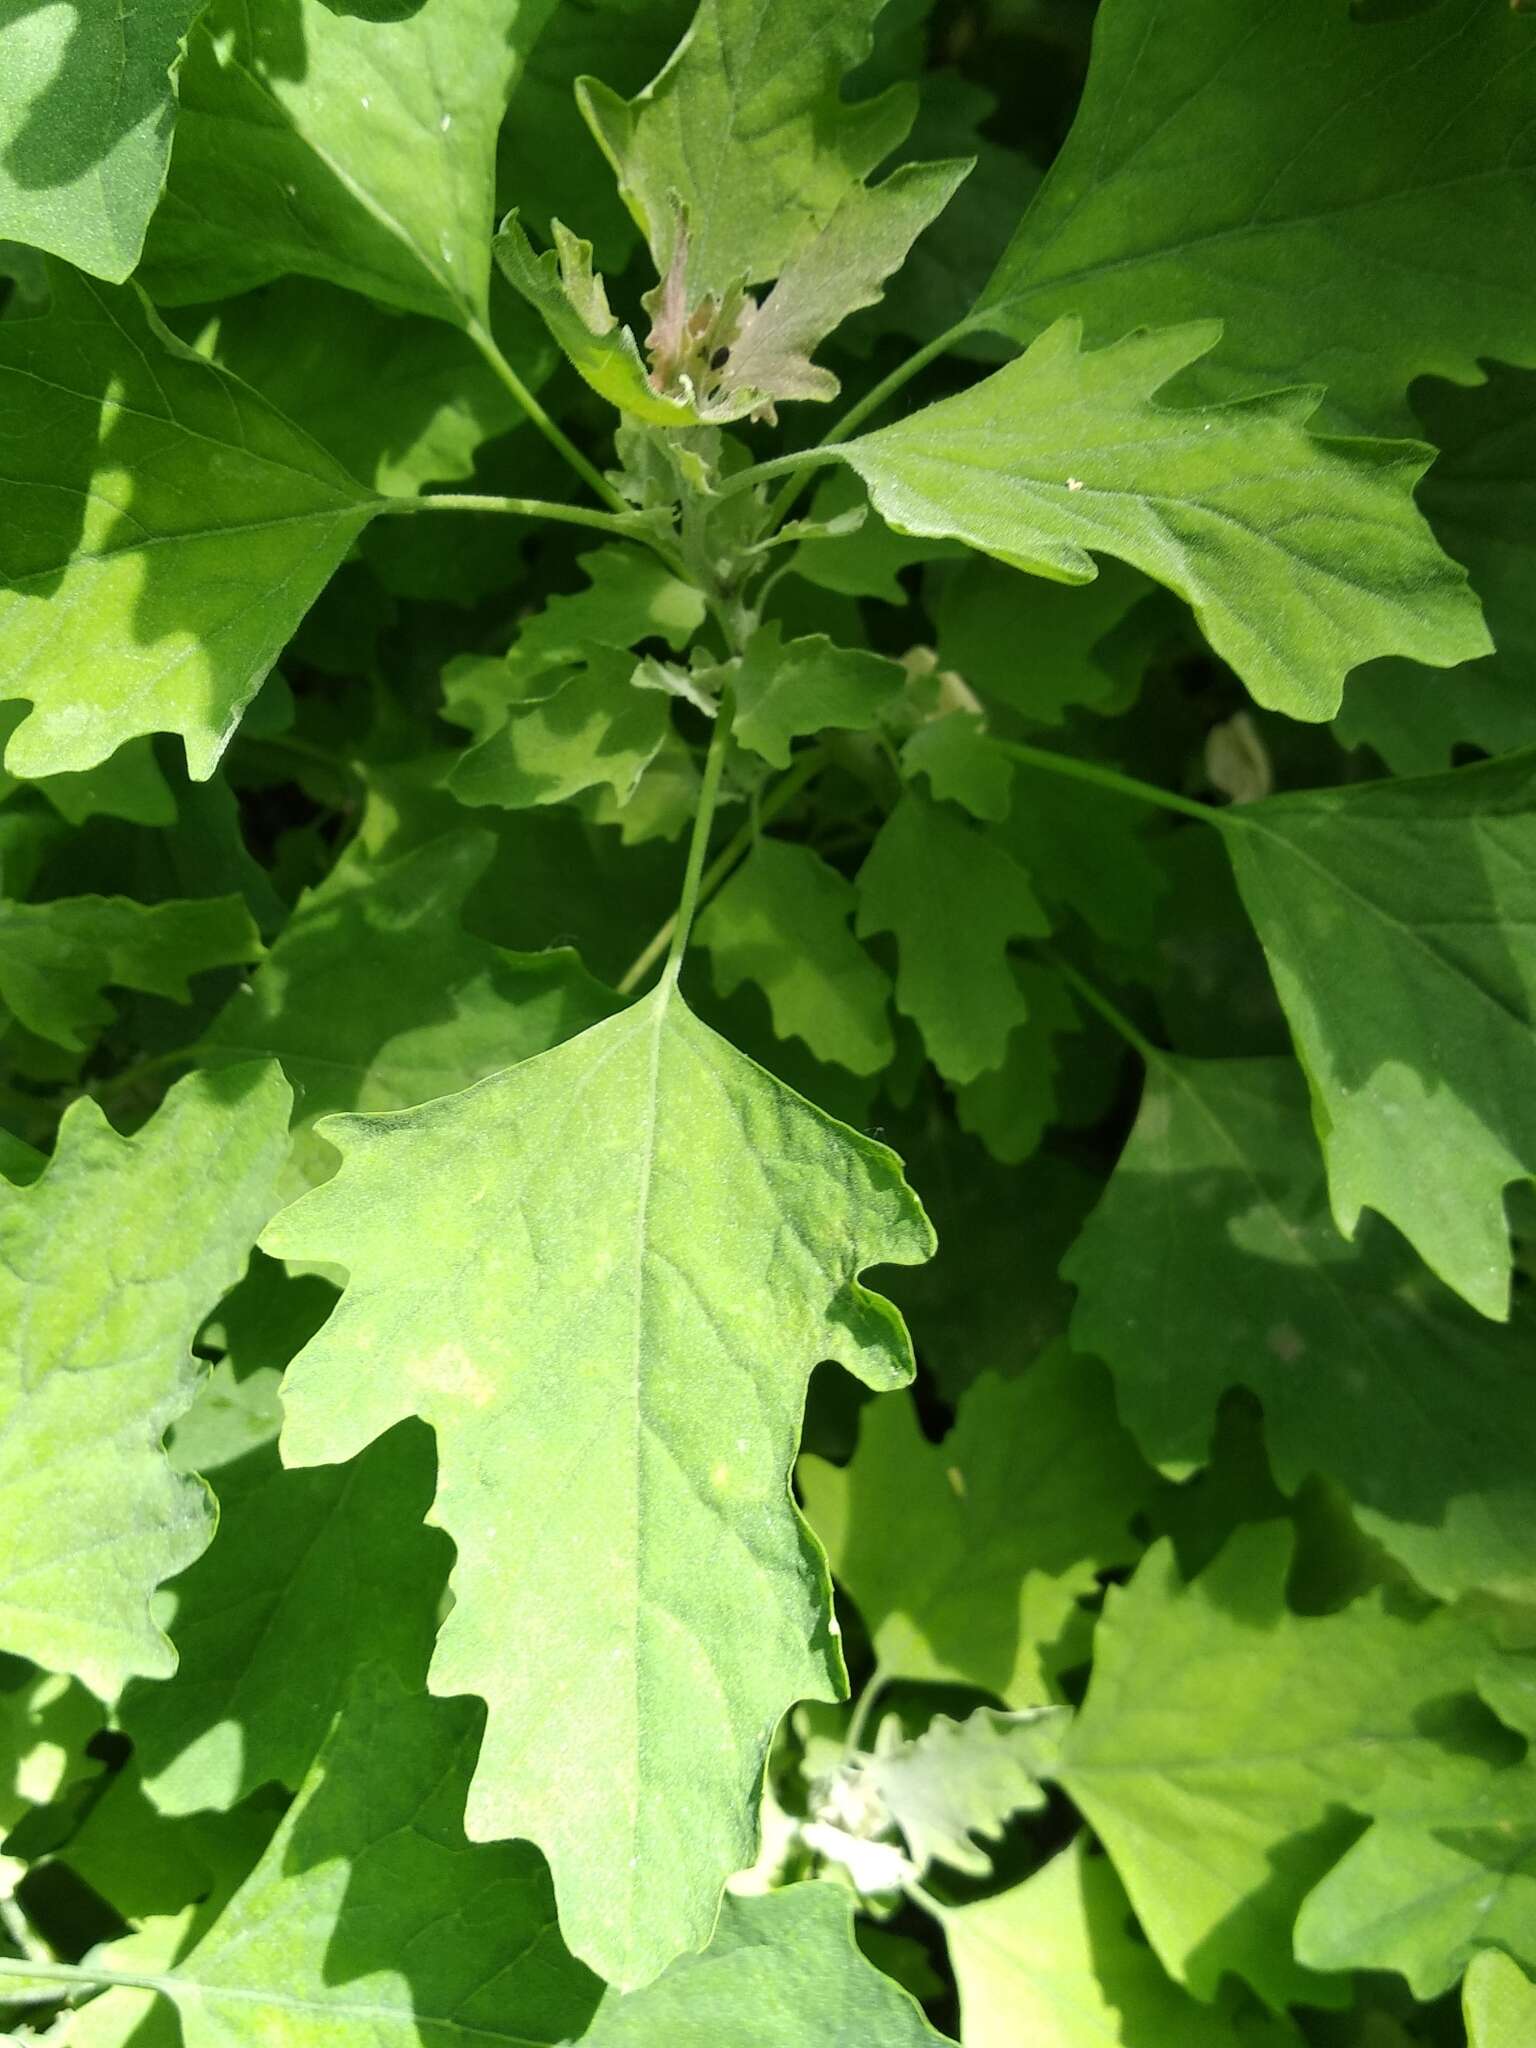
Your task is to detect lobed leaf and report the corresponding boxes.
[974,0,1536,435]
[262,982,932,1988]
[839,318,1490,722]
[0,1066,291,1698]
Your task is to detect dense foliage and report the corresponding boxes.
[1,1,1534,2041]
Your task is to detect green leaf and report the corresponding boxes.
[201,830,619,1131]
[944,1837,1301,2048]
[0,1663,103,1895]
[1466,1951,1536,2048]
[0,1065,290,1697]
[0,269,378,781]
[954,962,1081,1165]
[1220,751,1536,1318]
[958,1843,1302,2048]
[0,0,201,281]
[139,0,554,330]
[441,541,706,741]
[973,0,1536,435]
[131,1664,604,2047]
[580,1884,948,2046]
[0,893,259,1052]
[855,792,1048,1082]
[732,627,906,768]
[577,0,916,302]
[800,1350,1154,1704]
[1056,1523,1510,2006]
[1065,1054,1536,1605]
[902,712,1014,823]
[994,761,1163,949]
[861,1705,1069,1877]
[705,158,971,415]
[1338,364,1536,774]
[697,839,894,1075]
[204,277,545,498]
[124,1424,451,1818]
[495,0,695,277]
[447,645,675,813]
[0,713,176,830]
[493,212,694,425]
[789,473,963,604]
[935,554,1151,728]
[839,318,1489,722]
[261,982,932,1988]
[1294,1802,1536,1999]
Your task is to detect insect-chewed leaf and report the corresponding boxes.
[262,982,933,1989]
[0,1065,291,1698]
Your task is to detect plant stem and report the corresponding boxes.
[0,1953,163,1996]
[1046,951,1165,1066]
[661,684,739,985]
[761,316,980,530]
[617,745,827,995]
[843,1664,889,1757]
[376,493,644,543]
[903,1879,952,1925]
[716,446,847,500]
[995,738,1223,828]
[465,320,626,513]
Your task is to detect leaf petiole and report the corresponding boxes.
[464,320,628,513]
[376,492,650,543]
[994,739,1221,827]
[760,316,981,531]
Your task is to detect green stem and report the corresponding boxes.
[717,446,847,501]
[843,1664,889,1757]
[903,1879,952,1925]
[660,685,738,987]
[1046,951,1164,1067]
[376,493,643,543]
[464,320,626,513]
[761,316,980,530]
[0,1953,163,1997]
[616,745,827,996]
[995,739,1223,828]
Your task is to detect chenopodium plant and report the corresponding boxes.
[1,0,1535,2041]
